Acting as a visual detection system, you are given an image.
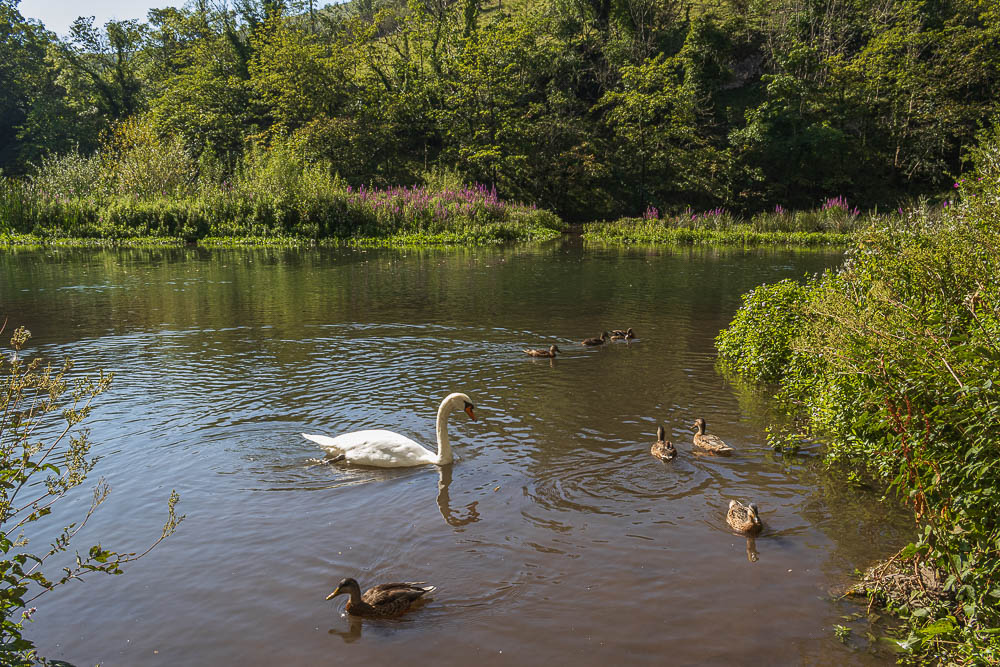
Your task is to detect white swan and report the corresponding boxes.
[302,393,476,467]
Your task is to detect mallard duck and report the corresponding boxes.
[326,578,436,618]
[651,424,676,460]
[692,417,733,456]
[727,500,762,536]
[611,328,635,341]
[524,345,560,358]
[582,331,610,346]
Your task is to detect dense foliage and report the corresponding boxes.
[0,326,183,665]
[1,0,998,222]
[0,120,562,243]
[716,127,1000,661]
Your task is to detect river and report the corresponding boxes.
[1,240,910,665]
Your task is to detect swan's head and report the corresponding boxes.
[444,392,476,421]
[326,577,361,601]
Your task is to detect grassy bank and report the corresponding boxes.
[714,130,1000,661]
[0,134,564,246]
[582,198,918,246]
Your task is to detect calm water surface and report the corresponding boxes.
[2,241,910,665]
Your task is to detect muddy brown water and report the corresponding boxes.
[1,241,911,665]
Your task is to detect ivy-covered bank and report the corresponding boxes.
[715,128,1000,662]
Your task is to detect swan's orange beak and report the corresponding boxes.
[465,404,477,421]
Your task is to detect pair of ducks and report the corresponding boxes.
[584,328,635,345]
[652,419,763,537]
[523,328,635,358]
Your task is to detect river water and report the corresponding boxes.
[2,241,910,665]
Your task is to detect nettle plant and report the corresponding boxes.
[0,325,182,665]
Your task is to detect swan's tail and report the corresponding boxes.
[302,433,343,450]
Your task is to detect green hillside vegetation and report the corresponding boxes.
[1,0,997,230]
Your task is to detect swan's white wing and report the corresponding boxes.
[301,429,438,467]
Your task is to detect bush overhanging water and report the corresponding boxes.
[715,127,1000,661]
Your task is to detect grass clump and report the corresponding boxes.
[714,127,1000,662]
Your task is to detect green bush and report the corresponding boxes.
[715,128,1000,660]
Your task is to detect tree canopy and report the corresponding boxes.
[0,0,997,219]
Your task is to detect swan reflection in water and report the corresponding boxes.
[436,464,480,527]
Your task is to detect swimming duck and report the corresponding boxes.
[692,417,733,456]
[326,578,436,618]
[582,332,610,346]
[651,425,676,460]
[611,328,635,341]
[727,500,763,536]
[524,345,560,358]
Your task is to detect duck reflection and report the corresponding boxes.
[437,464,480,527]
[328,614,363,643]
[746,536,759,563]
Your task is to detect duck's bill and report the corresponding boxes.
[326,587,342,600]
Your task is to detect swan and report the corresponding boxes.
[302,392,476,467]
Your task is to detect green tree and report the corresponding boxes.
[599,53,707,211]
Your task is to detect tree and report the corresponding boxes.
[52,17,149,122]
[0,325,182,665]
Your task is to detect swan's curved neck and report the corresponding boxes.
[435,397,455,464]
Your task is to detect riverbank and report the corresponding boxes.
[713,132,1000,661]
[582,198,911,246]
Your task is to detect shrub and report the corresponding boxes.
[0,326,183,665]
[714,127,1000,660]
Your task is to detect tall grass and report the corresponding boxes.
[0,125,563,245]
[582,197,895,245]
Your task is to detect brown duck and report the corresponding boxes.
[692,417,734,456]
[727,500,763,536]
[326,578,436,618]
[524,345,560,358]
[651,424,676,460]
[611,328,635,341]
[582,332,610,346]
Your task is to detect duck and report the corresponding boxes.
[301,392,475,467]
[650,424,676,460]
[524,344,560,358]
[692,417,734,456]
[727,500,763,536]
[611,328,635,341]
[326,578,436,618]
[582,332,610,346]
